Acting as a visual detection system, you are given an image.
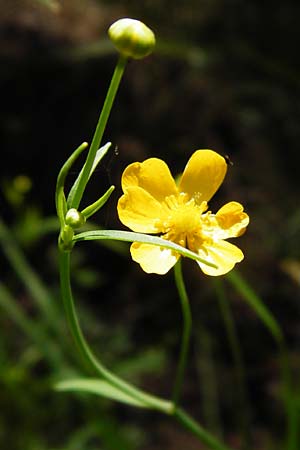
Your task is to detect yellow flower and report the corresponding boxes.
[117,150,249,276]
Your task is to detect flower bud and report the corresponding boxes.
[65,208,86,229]
[108,18,155,59]
[59,225,74,251]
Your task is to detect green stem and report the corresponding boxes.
[214,278,251,449]
[58,249,171,413]
[70,55,127,210]
[173,407,234,450]
[172,259,192,406]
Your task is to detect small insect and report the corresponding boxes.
[224,154,233,166]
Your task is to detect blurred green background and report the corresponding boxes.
[1,1,300,449]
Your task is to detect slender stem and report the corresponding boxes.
[58,249,171,413]
[172,259,192,405]
[173,407,234,450]
[70,55,127,210]
[214,278,251,450]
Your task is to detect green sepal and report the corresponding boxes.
[55,142,88,227]
[81,185,115,220]
[73,229,218,269]
[55,378,148,408]
[67,142,112,209]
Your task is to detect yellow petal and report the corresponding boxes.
[216,202,249,238]
[196,239,244,276]
[179,150,227,203]
[130,242,179,274]
[121,158,178,202]
[118,186,167,233]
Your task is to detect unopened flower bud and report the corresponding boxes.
[59,225,74,251]
[65,208,86,229]
[108,18,155,59]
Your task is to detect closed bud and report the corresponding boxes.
[108,18,155,59]
[59,225,74,251]
[65,208,86,229]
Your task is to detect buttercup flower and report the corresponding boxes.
[117,150,249,276]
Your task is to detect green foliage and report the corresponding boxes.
[0,201,163,449]
[1,1,300,449]
[56,378,148,408]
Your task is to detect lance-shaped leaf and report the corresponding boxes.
[67,142,112,209]
[55,142,88,227]
[55,378,151,408]
[73,229,218,268]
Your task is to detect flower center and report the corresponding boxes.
[160,194,208,247]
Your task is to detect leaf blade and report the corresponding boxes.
[73,229,218,268]
[55,378,149,408]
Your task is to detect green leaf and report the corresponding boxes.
[81,185,115,220]
[90,142,112,175]
[226,270,283,343]
[55,378,148,408]
[67,142,112,209]
[73,229,218,268]
[56,142,88,226]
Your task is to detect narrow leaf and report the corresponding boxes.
[56,142,88,225]
[73,229,218,268]
[226,270,283,343]
[81,185,115,220]
[67,142,112,208]
[55,378,148,408]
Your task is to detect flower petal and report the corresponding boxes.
[179,150,227,203]
[118,186,168,233]
[121,158,178,202]
[196,239,244,276]
[130,242,179,274]
[216,202,249,238]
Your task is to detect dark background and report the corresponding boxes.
[1,1,300,449]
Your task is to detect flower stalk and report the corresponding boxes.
[69,55,127,210]
[173,407,233,450]
[172,259,192,406]
[214,278,251,449]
